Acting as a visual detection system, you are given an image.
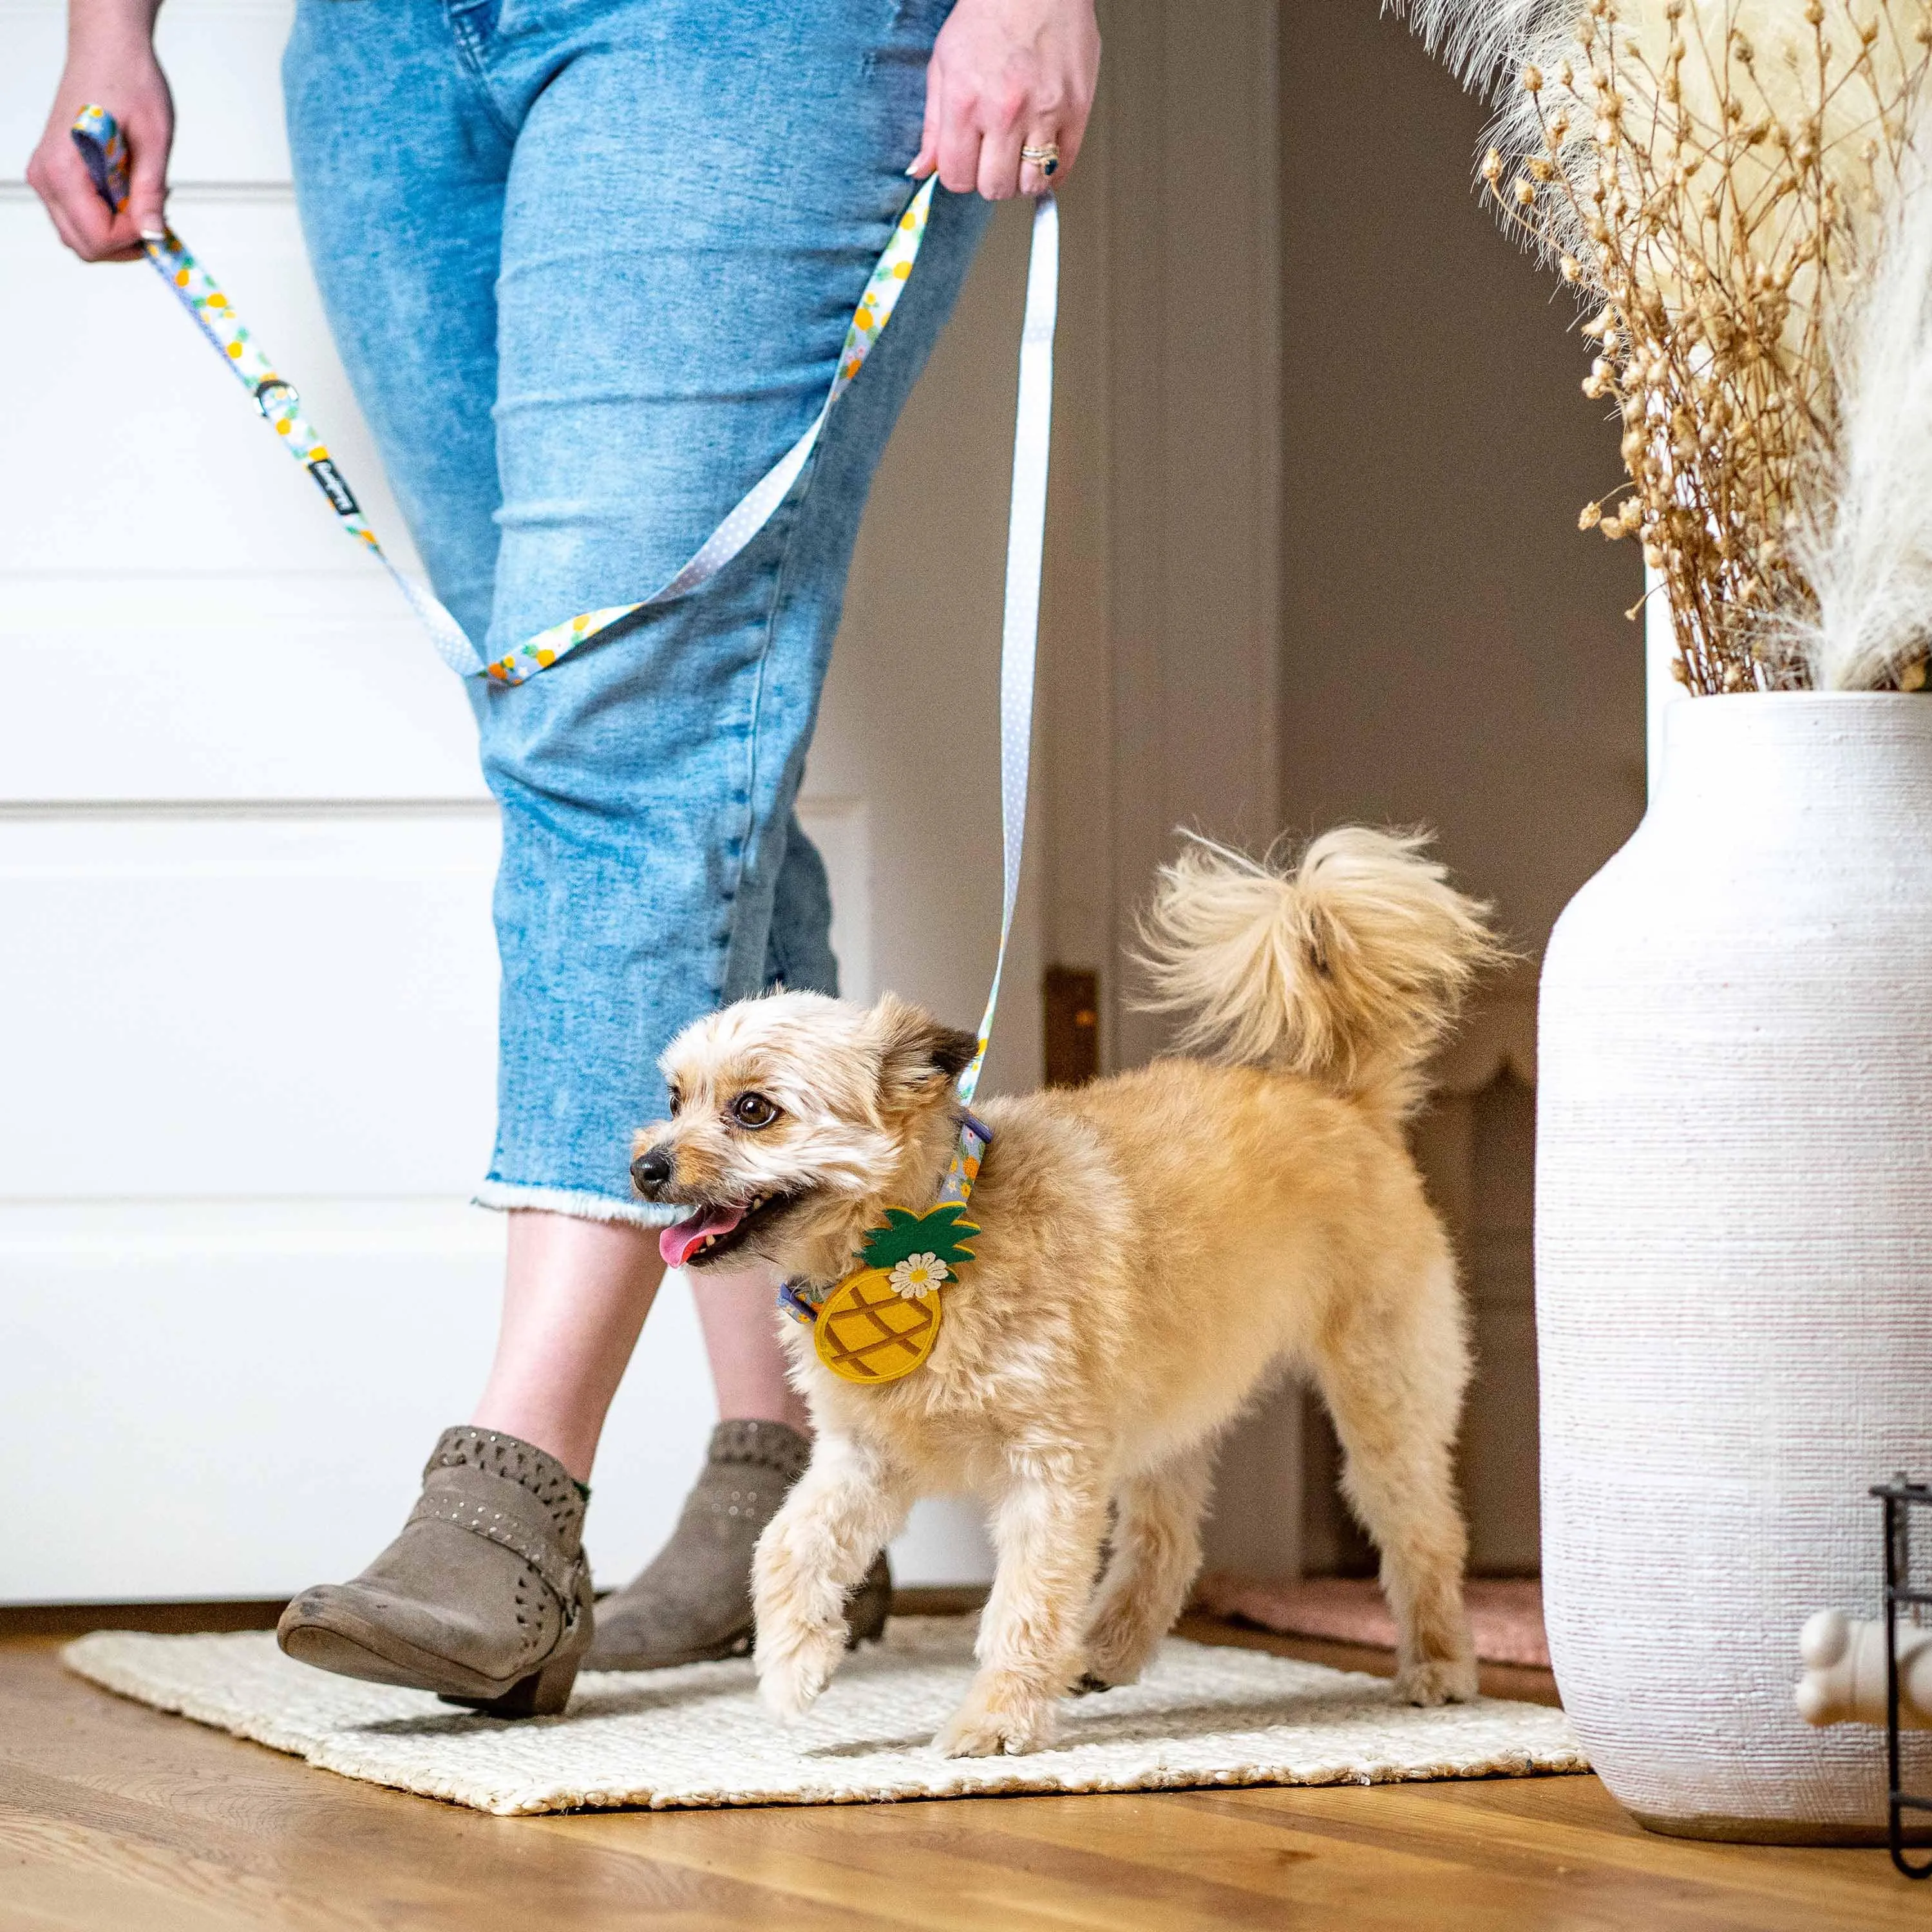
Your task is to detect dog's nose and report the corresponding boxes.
[630,1146,673,1195]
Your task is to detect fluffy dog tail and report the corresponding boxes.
[1136,827,1500,1122]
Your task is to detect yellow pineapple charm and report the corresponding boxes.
[813,1204,979,1385]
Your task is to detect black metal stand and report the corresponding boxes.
[1872,1473,1932,1878]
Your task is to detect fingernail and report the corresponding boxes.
[905,161,922,176]
[138,225,164,242]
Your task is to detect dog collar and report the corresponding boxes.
[778,1111,990,1385]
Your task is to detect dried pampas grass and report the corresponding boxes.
[1778,130,1932,688]
[1392,0,1932,694]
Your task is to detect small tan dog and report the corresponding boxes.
[631,827,1499,1756]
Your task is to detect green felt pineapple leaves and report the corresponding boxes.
[859,1204,980,1273]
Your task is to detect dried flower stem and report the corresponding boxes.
[1473,0,1932,691]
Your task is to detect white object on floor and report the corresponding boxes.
[62,1618,1586,1817]
[1796,1610,1932,1730]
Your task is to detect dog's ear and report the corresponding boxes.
[870,994,979,1101]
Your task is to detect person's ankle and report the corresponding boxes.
[466,1404,596,1485]
[715,1402,811,1437]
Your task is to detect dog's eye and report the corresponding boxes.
[730,1092,781,1130]
[667,1086,685,1115]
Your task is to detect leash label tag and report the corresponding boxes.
[307,459,360,518]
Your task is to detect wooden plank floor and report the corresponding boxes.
[1,1615,1922,1931]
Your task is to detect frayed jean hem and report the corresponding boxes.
[471,1179,681,1229]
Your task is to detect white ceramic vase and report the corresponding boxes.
[1538,692,1932,1842]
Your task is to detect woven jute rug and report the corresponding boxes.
[63,1616,1586,1817]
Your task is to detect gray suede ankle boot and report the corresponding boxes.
[276,1426,594,1718]
[586,1419,891,1670]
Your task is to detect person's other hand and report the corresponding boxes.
[27,1,173,262]
[912,0,1100,202]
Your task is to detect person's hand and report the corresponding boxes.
[911,0,1099,202]
[26,0,173,262]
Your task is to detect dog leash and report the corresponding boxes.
[781,196,1058,1381]
[75,102,1056,1379]
[71,104,942,684]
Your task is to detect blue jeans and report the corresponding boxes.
[283,0,989,1224]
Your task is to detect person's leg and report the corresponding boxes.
[461,0,989,1666]
[278,0,673,1489]
[471,1213,666,1481]
[468,0,990,1231]
[279,0,676,1487]
[274,1,625,1710]
[281,0,506,653]
[692,1275,811,1434]
[477,808,832,1477]
[278,0,990,1694]
[466,0,990,1375]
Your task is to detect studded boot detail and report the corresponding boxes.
[277,1426,594,1718]
[586,1419,891,1669]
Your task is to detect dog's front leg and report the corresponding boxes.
[1081,1446,1213,1689]
[934,1457,1109,1758]
[753,1430,910,1723]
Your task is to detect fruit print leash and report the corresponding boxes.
[70,107,479,677]
[71,104,948,684]
[782,193,1059,1385]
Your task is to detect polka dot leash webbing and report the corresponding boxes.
[70,105,941,685]
[71,107,476,677]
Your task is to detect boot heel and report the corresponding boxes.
[471,1652,580,1719]
[285,1426,594,1714]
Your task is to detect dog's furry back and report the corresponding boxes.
[1137,827,1499,1121]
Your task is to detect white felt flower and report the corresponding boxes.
[889,1253,949,1299]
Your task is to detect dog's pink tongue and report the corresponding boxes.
[659,1204,746,1269]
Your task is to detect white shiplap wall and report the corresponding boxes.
[0,0,1048,1599]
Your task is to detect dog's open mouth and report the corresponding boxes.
[659,1189,802,1270]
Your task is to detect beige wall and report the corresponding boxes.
[824,1,1637,1585]
[1282,6,1647,1576]
[1280,5,1645,958]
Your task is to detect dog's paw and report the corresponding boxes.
[1394,1654,1479,1707]
[933,1676,1060,1758]
[1080,1614,1159,1690]
[755,1622,846,1723]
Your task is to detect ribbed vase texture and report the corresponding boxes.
[1538,693,1932,1842]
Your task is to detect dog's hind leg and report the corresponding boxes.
[1309,1255,1477,1705]
[1079,1446,1213,1689]
[753,1431,912,1721]
[933,1455,1110,1757]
